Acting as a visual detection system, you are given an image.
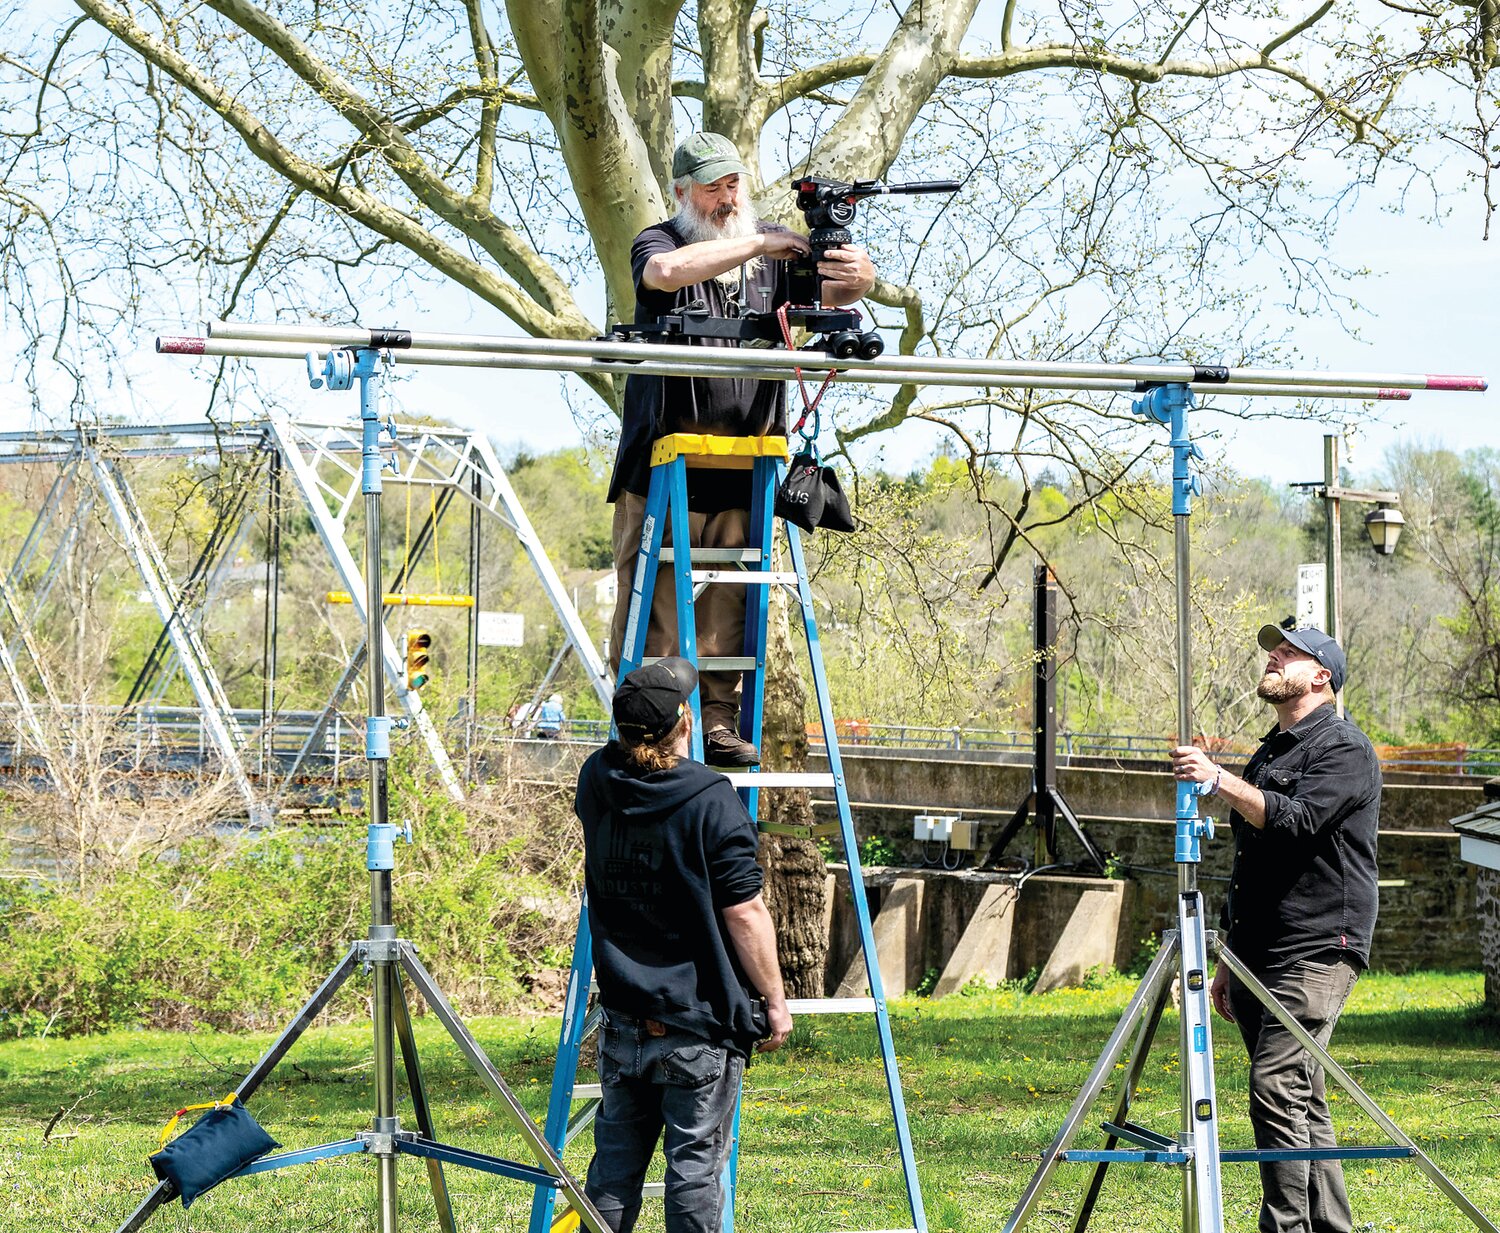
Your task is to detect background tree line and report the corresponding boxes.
[0,431,1492,766]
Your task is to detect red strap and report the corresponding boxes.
[777,304,838,436]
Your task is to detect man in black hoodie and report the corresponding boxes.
[575,656,792,1233]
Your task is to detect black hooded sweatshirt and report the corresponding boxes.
[575,742,767,1056]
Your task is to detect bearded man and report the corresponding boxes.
[606,131,875,766]
[1171,625,1380,1233]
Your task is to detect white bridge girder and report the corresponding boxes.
[84,446,263,819]
[0,414,610,814]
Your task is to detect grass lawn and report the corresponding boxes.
[1,970,1495,1233]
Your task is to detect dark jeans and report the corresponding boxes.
[1227,954,1362,1233]
[584,1011,744,1233]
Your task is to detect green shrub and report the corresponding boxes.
[0,763,582,1037]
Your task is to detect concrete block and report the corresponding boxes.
[933,882,1017,997]
[834,876,925,997]
[1032,884,1125,994]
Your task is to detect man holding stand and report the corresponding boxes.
[606,131,875,766]
[1172,625,1381,1233]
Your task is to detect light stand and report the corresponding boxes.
[983,564,1107,873]
[1001,385,1498,1233]
[111,347,608,1233]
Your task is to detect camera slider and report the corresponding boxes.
[611,302,885,360]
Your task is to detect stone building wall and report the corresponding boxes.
[1479,867,1500,1012]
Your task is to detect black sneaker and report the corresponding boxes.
[704,727,760,767]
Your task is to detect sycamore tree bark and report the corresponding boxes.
[758,570,828,995]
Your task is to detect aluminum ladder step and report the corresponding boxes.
[659,547,761,564]
[721,771,834,788]
[689,569,798,585]
[787,997,877,1014]
[643,654,756,672]
[758,819,840,838]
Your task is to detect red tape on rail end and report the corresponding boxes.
[1424,374,1487,392]
[156,336,207,355]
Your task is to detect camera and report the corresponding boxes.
[785,175,963,309]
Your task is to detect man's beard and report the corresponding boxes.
[1256,670,1310,704]
[675,193,762,286]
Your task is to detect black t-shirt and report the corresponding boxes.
[607,219,793,513]
[575,742,768,1056]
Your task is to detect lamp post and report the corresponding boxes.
[1291,434,1404,714]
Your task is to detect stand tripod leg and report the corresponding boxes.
[1050,791,1108,875]
[1071,942,1177,1231]
[392,970,457,1233]
[1176,894,1225,1233]
[112,946,362,1233]
[1003,937,1180,1233]
[399,948,612,1233]
[113,1183,173,1233]
[1214,945,1500,1233]
[980,793,1033,868]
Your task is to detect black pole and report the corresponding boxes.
[1034,565,1058,864]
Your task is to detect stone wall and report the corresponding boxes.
[817,749,1487,973]
[505,740,1490,975]
[824,867,1135,996]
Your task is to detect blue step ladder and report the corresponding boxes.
[529,432,928,1233]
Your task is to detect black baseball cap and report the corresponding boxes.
[1256,624,1346,692]
[613,657,698,743]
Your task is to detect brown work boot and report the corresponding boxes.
[704,726,760,767]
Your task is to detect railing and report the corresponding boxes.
[799,723,1500,775]
[0,705,1495,781]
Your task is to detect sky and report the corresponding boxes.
[1209,203,1498,482]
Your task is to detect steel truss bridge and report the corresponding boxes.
[0,418,611,822]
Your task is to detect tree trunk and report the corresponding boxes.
[758,560,829,998]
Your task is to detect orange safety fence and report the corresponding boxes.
[805,718,873,744]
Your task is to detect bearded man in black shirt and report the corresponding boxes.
[606,131,875,767]
[1172,626,1380,1233]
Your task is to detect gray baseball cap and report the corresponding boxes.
[672,131,749,184]
[1256,624,1346,692]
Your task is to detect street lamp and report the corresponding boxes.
[1363,503,1405,556]
[1289,434,1403,714]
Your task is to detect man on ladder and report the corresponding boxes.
[605,130,875,766]
[574,656,793,1232]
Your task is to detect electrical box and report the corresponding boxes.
[948,819,979,851]
[913,814,959,842]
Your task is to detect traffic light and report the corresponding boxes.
[406,628,432,691]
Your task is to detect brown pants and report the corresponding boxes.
[609,492,749,733]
